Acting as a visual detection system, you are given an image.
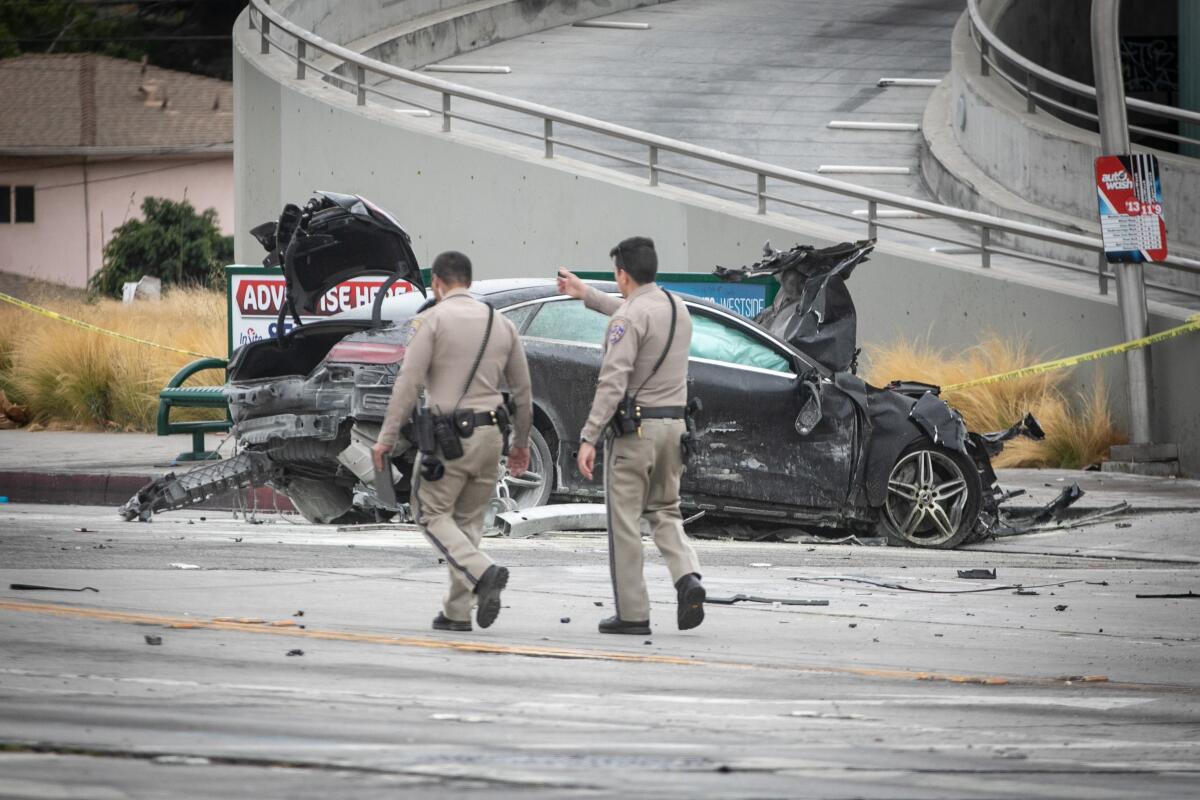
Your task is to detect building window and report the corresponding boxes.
[14,186,34,223]
[0,186,10,223]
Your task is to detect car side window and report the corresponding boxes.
[690,313,793,374]
[501,304,539,333]
[524,299,611,346]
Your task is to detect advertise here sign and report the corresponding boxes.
[230,272,419,349]
[1095,153,1167,263]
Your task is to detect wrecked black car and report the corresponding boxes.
[121,195,1037,549]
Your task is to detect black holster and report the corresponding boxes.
[608,394,641,438]
[680,397,703,466]
[495,403,513,456]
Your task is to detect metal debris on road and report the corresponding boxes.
[1054,605,1068,611]
[957,568,997,580]
[495,504,607,538]
[144,635,162,645]
[286,649,304,657]
[707,594,830,607]
[169,563,201,570]
[790,576,1106,595]
[9,583,99,592]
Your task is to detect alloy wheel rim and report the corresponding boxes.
[884,449,969,545]
[498,442,546,509]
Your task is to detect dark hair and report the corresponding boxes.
[608,236,657,284]
[431,250,472,286]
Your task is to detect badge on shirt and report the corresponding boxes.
[608,319,628,345]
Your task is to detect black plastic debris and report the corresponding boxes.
[1014,589,1039,596]
[707,594,830,606]
[293,610,305,617]
[957,569,997,580]
[286,649,304,657]
[1033,483,1085,523]
[1135,591,1199,599]
[560,617,571,623]
[144,635,162,645]
[1054,605,1068,611]
[977,413,1045,457]
[10,583,99,592]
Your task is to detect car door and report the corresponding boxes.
[516,297,610,491]
[683,305,854,511]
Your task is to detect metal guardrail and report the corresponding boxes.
[966,0,1200,151]
[244,0,1200,304]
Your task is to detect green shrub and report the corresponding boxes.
[89,197,233,298]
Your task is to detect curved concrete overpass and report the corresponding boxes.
[233,0,1200,474]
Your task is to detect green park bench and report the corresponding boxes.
[157,357,230,461]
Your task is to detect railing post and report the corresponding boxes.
[441,93,451,132]
[1025,71,1036,113]
[543,118,553,158]
[249,5,257,30]
[296,41,306,80]
[648,146,658,186]
[1098,250,1109,295]
[866,200,878,239]
[356,65,366,105]
[260,16,271,55]
[979,37,990,76]
[979,227,991,268]
[756,174,766,214]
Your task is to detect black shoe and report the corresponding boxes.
[473,565,509,629]
[598,615,650,635]
[675,573,706,631]
[431,612,472,632]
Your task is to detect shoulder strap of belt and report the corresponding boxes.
[632,288,677,400]
[453,302,494,414]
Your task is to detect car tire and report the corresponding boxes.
[876,439,982,549]
[498,426,554,510]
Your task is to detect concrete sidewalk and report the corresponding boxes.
[0,429,284,510]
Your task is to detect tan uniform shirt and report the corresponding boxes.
[378,288,532,449]
[580,282,692,444]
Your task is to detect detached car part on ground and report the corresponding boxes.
[121,195,1040,549]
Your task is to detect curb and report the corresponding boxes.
[0,470,296,513]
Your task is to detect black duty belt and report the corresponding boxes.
[460,410,500,428]
[639,406,686,419]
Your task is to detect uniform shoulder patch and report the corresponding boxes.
[608,318,629,346]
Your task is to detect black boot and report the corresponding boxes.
[598,615,650,635]
[675,573,706,631]
[432,612,472,632]
[473,565,509,629]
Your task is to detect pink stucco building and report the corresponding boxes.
[0,54,233,288]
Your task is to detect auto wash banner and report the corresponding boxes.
[225,266,421,355]
[1095,153,1168,263]
[575,271,777,318]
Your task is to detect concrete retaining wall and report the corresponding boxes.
[235,10,1200,475]
[922,10,1200,288]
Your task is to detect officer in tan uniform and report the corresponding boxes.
[373,251,532,632]
[558,236,705,635]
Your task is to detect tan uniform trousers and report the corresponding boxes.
[412,424,502,622]
[603,418,702,622]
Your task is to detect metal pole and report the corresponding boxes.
[1091,0,1153,444]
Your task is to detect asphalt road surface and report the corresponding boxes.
[2,501,1199,799]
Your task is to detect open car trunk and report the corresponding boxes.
[227,320,374,382]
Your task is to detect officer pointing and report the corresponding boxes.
[558,236,706,635]
[373,251,532,632]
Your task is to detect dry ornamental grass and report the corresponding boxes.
[862,337,1124,470]
[0,288,226,431]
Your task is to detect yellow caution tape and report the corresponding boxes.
[942,314,1200,392]
[0,290,219,360]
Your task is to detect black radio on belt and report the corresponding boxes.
[610,394,642,438]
